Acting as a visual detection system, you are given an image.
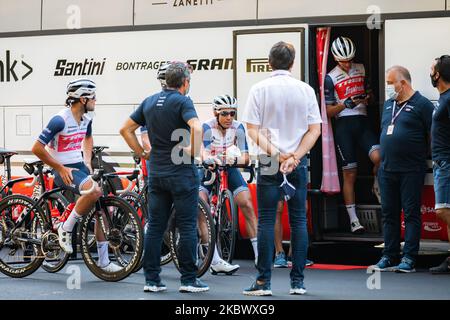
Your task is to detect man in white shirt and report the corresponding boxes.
[242,41,322,296]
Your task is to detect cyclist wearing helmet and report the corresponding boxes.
[199,94,259,275]
[325,36,381,234]
[31,79,122,272]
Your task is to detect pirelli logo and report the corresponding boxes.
[246,58,271,73]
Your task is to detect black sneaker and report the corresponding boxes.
[179,278,209,293]
[242,281,272,296]
[144,281,167,292]
[429,257,450,274]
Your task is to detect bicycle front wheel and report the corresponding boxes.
[79,196,143,282]
[217,189,238,263]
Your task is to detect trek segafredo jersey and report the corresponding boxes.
[38,108,92,165]
[202,118,248,158]
[325,62,368,118]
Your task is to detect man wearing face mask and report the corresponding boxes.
[325,37,381,234]
[371,66,434,273]
[429,55,450,274]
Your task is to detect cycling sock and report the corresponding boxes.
[212,245,221,265]
[346,204,358,222]
[62,209,82,232]
[97,241,110,268]
[250,238,258,258]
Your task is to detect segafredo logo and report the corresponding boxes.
[152,0,216,7]
[423,222,442,232]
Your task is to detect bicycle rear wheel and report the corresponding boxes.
[79,196,143,281]
[0,195,47,278]
[168,197,215,278]
[217,189,238,263]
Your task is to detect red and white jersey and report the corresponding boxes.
[325,62,367,118]
[38,108,92,165]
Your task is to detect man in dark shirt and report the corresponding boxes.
[120,62,207,292]
[429,55,450,274]
[372,66,434,273]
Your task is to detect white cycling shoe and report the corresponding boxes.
[57,224,73,254]
[100,262,122,273]
[351,220,365,234]
[210,259,240,275]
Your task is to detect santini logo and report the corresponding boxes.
[54,58,106,76]
[246,58,271,73]
[0,50,33,82]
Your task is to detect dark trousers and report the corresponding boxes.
[256,158,308,286]
[143,170,199,284]
[378,168,425,261]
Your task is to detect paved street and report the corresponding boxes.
[1,256,449,301]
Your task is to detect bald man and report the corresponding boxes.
[372,66,434,273]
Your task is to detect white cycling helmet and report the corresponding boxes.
[331,37,356,61]
[157,62,170,87]
[213,94,237,111]
[66,79,96,99]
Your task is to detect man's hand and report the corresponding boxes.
[280,157,296,175]
[57,166,77,186]
[279,152,294,163]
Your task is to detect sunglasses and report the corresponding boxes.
[219,110,236,117]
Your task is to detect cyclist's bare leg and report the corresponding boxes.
[342,168,357,206]
[74,179,102,215]
[274,201,284,254]
[234,190,258,259]
[369,149,381,175]
[234,190,257,239]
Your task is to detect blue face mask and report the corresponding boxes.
[280,174,296,201]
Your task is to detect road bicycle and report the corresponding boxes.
[0,159,143,281]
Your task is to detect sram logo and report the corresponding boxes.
[0,50,33,82]
[423,222,442,232]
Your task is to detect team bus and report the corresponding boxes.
[0,0,449,251]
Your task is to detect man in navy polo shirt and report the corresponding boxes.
[429,55,450,274]
[120,62,207,293]
[371,66,434,273]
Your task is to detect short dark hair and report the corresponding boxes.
[165,62,191,88]
[435,55,450,83]
[269,41,295,71]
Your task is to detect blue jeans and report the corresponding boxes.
[143,169,199,284]
[256,158,308,286]
[378,168,425,261]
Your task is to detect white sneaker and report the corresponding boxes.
[57,224,73,254]
[100,262,122,273]
[351,220,365,234]
[210,259,240,275]
[372,178,381,204]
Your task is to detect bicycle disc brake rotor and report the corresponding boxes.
[108,229,123,249]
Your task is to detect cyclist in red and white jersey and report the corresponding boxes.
[325,37,381,233]
[199,94,259,274]
[31,79,121,272]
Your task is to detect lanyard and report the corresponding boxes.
[391,101,408,125]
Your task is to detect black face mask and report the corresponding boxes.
[430,72,440,88]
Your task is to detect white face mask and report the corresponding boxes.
[385,84,399,100]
